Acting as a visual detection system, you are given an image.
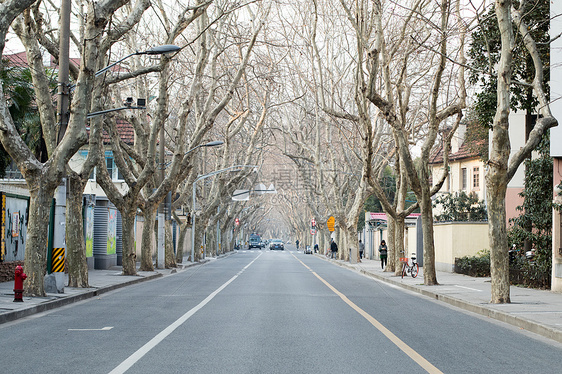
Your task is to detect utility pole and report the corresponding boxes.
[50,0,71,292]
[157,125,165,268]
[57,0,70,144]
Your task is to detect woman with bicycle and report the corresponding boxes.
[379,240,388,269]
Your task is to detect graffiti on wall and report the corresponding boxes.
[107,208,117,255]
[1,194,4,262]
[1,194,29,262]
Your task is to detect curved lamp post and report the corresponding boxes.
[94,44,181,77]
[86,45,181,119]
[53,41,180,279]
[156,140,223,268]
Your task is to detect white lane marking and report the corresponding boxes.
[109,253,262,374]
[454,285,482,292]
[68,326,113,331]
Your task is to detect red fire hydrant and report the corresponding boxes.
[13,265,27,302]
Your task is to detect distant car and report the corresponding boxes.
[304,245,312,254]
[249,234,261,249]
[269,239,284,250]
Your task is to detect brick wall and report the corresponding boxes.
[0,261,25,283]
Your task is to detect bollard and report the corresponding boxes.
[13,265,27,302]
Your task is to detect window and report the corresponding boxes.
[105,155,124,181]
[103,151,125,181]
[473,167,480,189]
[81,150,123,181]
[461,168,467,190]
[106,156,114,179]
[4,161,24,180]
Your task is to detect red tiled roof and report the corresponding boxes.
[101,118,134,146]
[3,52,80,69]
[88,118,135,146]
[3,52,28,67]
[429,138,486,164]
[4,54,135,146]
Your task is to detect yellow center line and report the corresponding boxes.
[293,254,443,374]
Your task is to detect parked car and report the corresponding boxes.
[304,245,312,254]
[269,239,284,250]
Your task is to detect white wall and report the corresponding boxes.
[552,1,562,157]
[506,112,526,188]
[433,222,490,272]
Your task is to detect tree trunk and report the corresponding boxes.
[341,228,358,263]
[319,231,327,255]
[140,204,156,271]
[165,220,176,268]
[420,192,438,285]
[394,217,405,276]
[193,224,204,262]
[24,185,56,296]
[487,183,510,302]
[386,214,396,273]
[486,0,512,303]
[176,221,189,263]
[205,226,214,257]
[335,227,342,260]
[120,207,137,275]
[66,172,89,288]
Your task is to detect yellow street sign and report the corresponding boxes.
[327,216,335,232]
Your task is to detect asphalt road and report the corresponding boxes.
[1,249,561,373]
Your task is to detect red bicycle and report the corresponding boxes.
[400,253,419,279]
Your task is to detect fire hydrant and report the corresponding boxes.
[13,265,27,302]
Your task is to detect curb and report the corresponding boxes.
[0,273,162,325]
[320,255,562,344]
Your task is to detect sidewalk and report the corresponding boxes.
[0,256,211,325]
[321,255,562,344]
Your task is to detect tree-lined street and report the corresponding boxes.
[1,2,562,372]
[2,250,561,373]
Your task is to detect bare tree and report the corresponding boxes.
[0,0,151,295]
[94,1,264,274]
[366,0,467,285]
[485,0,557,303]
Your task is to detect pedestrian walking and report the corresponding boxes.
[330,239,338,259]
[314,243,318,253]
[359,239,365,260]
[296,239,300,250]
[379,240,388,269]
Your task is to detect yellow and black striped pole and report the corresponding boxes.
[52,247,65,273]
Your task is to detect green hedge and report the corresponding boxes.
[454,250,490,277]
[454,250,551,288]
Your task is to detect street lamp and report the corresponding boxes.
[52,40,180,278]
[232,183,277,201]
[191,165,259,262]
[94,45,181,77]
[156,140,223,268]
